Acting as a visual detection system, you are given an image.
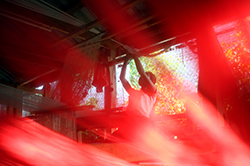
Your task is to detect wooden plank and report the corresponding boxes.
[19,69,57,86]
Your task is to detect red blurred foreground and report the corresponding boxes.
[0,94,250,165]
[0,116,136,166]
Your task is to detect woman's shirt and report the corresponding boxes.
[126,89,157,118]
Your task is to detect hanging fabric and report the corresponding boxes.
[92,62,109,92]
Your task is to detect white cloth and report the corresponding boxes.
[126,89,157,118]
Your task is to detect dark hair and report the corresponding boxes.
[146,71,156,84]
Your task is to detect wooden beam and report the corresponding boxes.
[107,56,126,66]
[65,2,85,15]
[19,69,57,86]
[50,0,145,47]
[69,32,106,50]
[0,1,86,40]
[101,15,158,42]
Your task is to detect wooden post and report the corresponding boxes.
[109,49,117,109]
[105,48,117,110]
[43,83,51,98]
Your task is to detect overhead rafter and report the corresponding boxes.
[101,14,158,41]
[19,69,58,87]
[65,1,85,15]
[50,0,145,47]
[0,1,89,40]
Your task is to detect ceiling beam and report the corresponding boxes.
[69,31,106,50]
[0,1,87,40]
[50,0,145,47]
[19,69,57,87]
[65,2,85,15]
[101,14,158,41]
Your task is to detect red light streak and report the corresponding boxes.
[0,117,136,166]
[1,93,250,165]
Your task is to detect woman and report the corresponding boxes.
[117,53,157,141]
